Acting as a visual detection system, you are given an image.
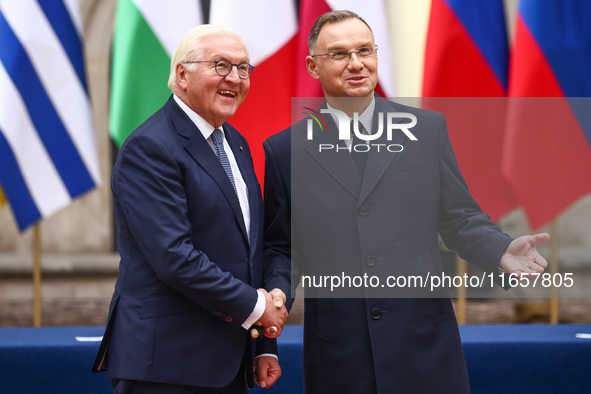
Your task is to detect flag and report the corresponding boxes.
[110,0,203,147]
[296,0,395,98]
[422,0,508,96]
[504,0,591,229]
[421,0,517,222]
[210,0,298,183]
[0,0,101,232]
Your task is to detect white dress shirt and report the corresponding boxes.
[173,95,265,331]
[326,98,375,148]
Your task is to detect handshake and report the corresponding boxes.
[250,288,289,339]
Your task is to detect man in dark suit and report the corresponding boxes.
[92,25,288,393]
[263,10,550,393]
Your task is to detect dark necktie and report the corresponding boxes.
[351,121,368,173]
[211,128,237,194]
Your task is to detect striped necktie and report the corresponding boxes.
[211,128,237,194]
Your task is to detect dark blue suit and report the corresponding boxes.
[92,96,275,388]
[263,97,513,393]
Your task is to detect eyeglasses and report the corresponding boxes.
[311,45,378,62]
[183,59,254,79]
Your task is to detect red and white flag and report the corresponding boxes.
[210,0,298,183]
[296,0,395,98]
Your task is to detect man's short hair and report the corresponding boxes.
[168,25,249,92]
[308,10,373,55]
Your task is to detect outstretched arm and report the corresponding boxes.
[499,233,550,275]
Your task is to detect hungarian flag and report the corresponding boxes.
[296,0,395,98]
[504,0,591,229]
[210,0,298,183]
[110,0,203,147]
[422,0,517,221]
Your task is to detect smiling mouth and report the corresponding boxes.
[217,90,236,97]
[349,76,365,81]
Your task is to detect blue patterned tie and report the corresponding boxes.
[211,128,237,194]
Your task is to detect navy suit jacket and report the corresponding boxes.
[92,96,275,388]
[263,97,513,393]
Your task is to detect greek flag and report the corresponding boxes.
[0,0,100,232]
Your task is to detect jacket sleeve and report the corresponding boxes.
[255,336,279,357]
[435,114,513,274]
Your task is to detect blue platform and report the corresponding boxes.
[0,324,590,393]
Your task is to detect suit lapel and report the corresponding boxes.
[300,97,415,202]
[303,105,362,199]
[359,98,410,202]
[165,99,249,241]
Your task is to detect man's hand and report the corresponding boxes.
[251,288,288,339]
[500,233,550,275]
[254,356,282,388]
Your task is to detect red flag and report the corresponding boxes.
[210,1,298,183]
[422,0,517,221]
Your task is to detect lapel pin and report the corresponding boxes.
[240,146,243,151]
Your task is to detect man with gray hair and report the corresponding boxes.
[92,25,287,393]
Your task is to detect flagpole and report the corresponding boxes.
[549,220,559,324]
[455,254,467,324]
[33,223,42,327]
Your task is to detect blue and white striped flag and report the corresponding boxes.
[0,0,100,232]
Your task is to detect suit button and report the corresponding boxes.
[359,205,370,216]
[371,308,382,320]
[366,255,376,267]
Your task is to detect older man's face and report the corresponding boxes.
[178,32,250,127]
[307,18,378,98]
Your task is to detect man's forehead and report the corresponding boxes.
[317,19,374,48]
[209,50,250,62]
[201,38,249,61]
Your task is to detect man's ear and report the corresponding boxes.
[176,63,188,89]
[306,56,320,80]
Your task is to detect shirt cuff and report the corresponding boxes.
[255,353,278,360]
[242,290,265,329]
